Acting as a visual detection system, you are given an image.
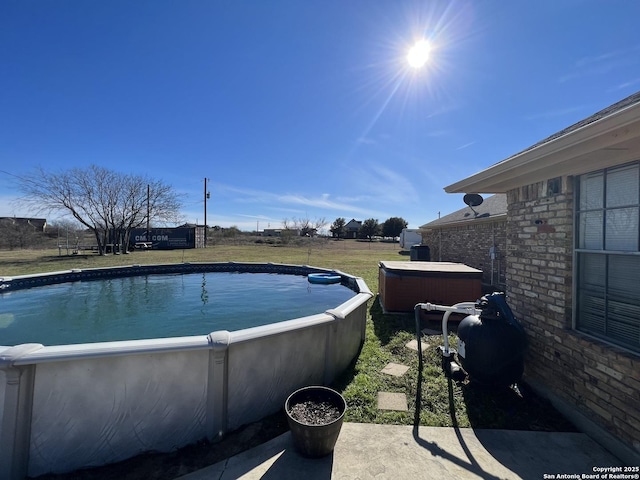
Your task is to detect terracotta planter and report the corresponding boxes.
[284,386,346,458]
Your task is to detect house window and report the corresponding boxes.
[547,176,562,196]
[575,161,640,353]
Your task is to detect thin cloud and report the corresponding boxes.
[349,164,420,206]
[559,45,640,83]
[236,214,275,221]
[455,141,475,151]
[213,184,278,204]
[277,193,376,216]
[608,78,640,92]
[334,194,372,203]
[575,50,623,69]
[263,206,307,215]
[212,182,379,217]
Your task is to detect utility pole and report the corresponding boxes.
[204,178,210,247]
[147,184,150,241]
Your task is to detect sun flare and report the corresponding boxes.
[407,40,431,69]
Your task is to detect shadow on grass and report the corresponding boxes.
[330,343,362,393]
[0,253,95,269]
[369,295,415,345]
[43,254,97,263]
[461,381,577,432]
[441,362,576,432]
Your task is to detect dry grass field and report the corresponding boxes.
[0,239,404,291]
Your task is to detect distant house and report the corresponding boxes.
[420,194,507,289]
[445,91,640,464]
[262,229,282,237]
[0,217,47,232]
[344,219,362,239]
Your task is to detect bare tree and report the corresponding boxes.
[312,217,327,236]
[17,165,182,255]
[283,216,327,237]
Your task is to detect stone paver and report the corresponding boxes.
[377,392,408,411]
[405,338,429,352]
[380,362,409,377]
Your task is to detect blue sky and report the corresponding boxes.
[2,1,640,231]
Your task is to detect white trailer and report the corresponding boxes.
[399,228,422,249]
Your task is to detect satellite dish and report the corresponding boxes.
[463,194,484,216]
[463,193,484,207]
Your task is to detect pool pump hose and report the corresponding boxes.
[414,301,479,377]
[414,304,423,366]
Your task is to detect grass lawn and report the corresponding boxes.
[0,239,575,434]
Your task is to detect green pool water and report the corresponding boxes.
[0,271,355,346]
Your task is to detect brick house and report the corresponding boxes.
[445,91,640,464]
[420,194,507,290]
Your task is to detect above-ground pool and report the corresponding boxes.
[0,262,373,478]
[1,270,356,346]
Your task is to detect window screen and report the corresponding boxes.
[575,162,640,353]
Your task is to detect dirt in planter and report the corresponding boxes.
[288,400,342,425]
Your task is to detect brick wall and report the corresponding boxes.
[421,219,507,290]
[506,176,640,460]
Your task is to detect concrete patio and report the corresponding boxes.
[177,422,623,480]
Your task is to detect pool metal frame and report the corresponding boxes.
[0,262,373,479]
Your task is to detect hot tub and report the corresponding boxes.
[378,261,482,312]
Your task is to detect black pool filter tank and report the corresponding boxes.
[456,293,527,388]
